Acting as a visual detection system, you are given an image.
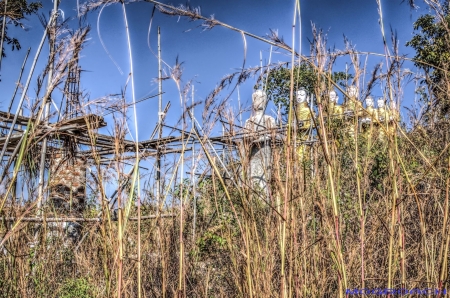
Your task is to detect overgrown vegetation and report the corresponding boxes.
[406,0,450,124]
[1,0,450,297]
[260,63,351,115]
[0,0,42,57]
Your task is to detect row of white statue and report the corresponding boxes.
[244,86,399,191]
[297,85,399,127]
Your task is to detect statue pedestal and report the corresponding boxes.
[46,154,87,246]
[244,89,279,196]
[47,221,82,247]
[249,140,273,191]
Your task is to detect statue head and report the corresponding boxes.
[365,96,374,108]
[347,85,359,98]
[252,90,267,111]
[329,90,338,104]
[389,101,397,110]
[377,98,385,109]
[296,87,309,104]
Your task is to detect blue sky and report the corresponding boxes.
[1,0,429,139]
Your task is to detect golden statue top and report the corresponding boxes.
[377,98,389,123]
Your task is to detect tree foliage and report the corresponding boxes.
[0,0,42,57]
[258,63,351,115]
[406,1,450,119]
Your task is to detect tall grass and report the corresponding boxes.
[1,0,450,297]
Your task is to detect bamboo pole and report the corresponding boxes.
[7,48,30,114]
[157,26,162,205]
[436,148,450,297]
[176,62,186,298]
[156,26,167,298]
[37,0,59,208]
[29,6,59,276]
[280,2,298,296]
[192,85,197,241]
[11,108,22,200]
[354,106,365,292]
[120,2,141,296]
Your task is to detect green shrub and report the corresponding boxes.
[58,278,94,298]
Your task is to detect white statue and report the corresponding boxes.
[362,95,377,123]
[295,88,314,162]
[245,90,276,191]
[344,85,361,114]
[245,90,276,139]
[296,88,313,129]
[329,90,338,103]
[366,96,374,106]
[389,101,399,122]
[329,90,343,116]
[347,85,359,98]
[377,98,387,122]
[387,101,399,135]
